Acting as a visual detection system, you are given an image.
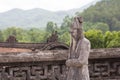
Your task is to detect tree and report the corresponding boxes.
[59,32,70,45]
[27,28,45,43]
[46,21,55,33]
[93,22,109,32]
[104,31,113,48]
[107,31,120,48]
[85,29,104,48]
[3,27,25,42]
[60,15,72,32]
[77,0,120,31]
[0,30,4,42]
[83,22,94,31]
[45,21,59,42]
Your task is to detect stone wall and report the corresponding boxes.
[0,48,120,80]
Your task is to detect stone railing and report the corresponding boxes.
[0,48,120,80]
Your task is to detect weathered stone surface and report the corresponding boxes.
[0,50,67,63]
[90,48,120,59]
[0,48,120,80]
[89,58,120,80]
[47,31,58,43]
[0,42,69,50]
[66,17,90,80]
[0,33,68,50]
[0,61,66,80]
[0,48,120,63]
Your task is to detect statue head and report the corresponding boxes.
[70,16,84,41]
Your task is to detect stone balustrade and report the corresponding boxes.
[0,48,120,80]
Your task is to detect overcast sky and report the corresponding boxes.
[0,0,96,12]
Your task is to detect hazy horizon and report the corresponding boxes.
[0,0,96,13]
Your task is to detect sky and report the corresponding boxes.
[0,0,96,12]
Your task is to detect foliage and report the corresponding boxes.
[85,29,104,48]
[60,16,72,32]
[3,27,25,42]
[83,22,94,31]
[104,31,113,48]
[0,0,120,49]
[46,21,55,33]
[0,30,4,42]
[92,22,109,33]
[2,27,46,43]
[106,31,120,48]
[77,0,120,31]
[0,26,120,49]
[27,28,45,43]
[59,32,70,45]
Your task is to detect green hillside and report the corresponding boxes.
[0,8,63,29]
[0,0,100,29]
[0,8,87,29]
[78,0,120,31]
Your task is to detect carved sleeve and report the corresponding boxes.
[78,39,90,65]
[66,39,90,67]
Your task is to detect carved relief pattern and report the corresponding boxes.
[0,58,120,80]
[89,58,120,80]
[0,63,67,80]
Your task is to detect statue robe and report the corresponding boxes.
[66,37,90,80]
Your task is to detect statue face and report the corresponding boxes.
[70,27,78,39]
[70,17,83,40]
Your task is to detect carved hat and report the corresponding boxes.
[73,16,84,39]
[73,16,83,28]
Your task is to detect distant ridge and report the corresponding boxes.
[0,0,100,29]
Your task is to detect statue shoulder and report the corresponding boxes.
[83,38,90,44]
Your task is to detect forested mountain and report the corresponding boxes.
[0,8,63,29]
[78,0,120,31]
[0,0,120,48]
[0,0,99,29]
[0,8,83,29]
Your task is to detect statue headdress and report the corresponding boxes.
[69,16,84,58]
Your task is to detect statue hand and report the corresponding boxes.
[66,59,72,67]
[66,59,82,67]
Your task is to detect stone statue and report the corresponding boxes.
[6,35,18,43]
[66,17,91,80]
[47,31,58,43]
